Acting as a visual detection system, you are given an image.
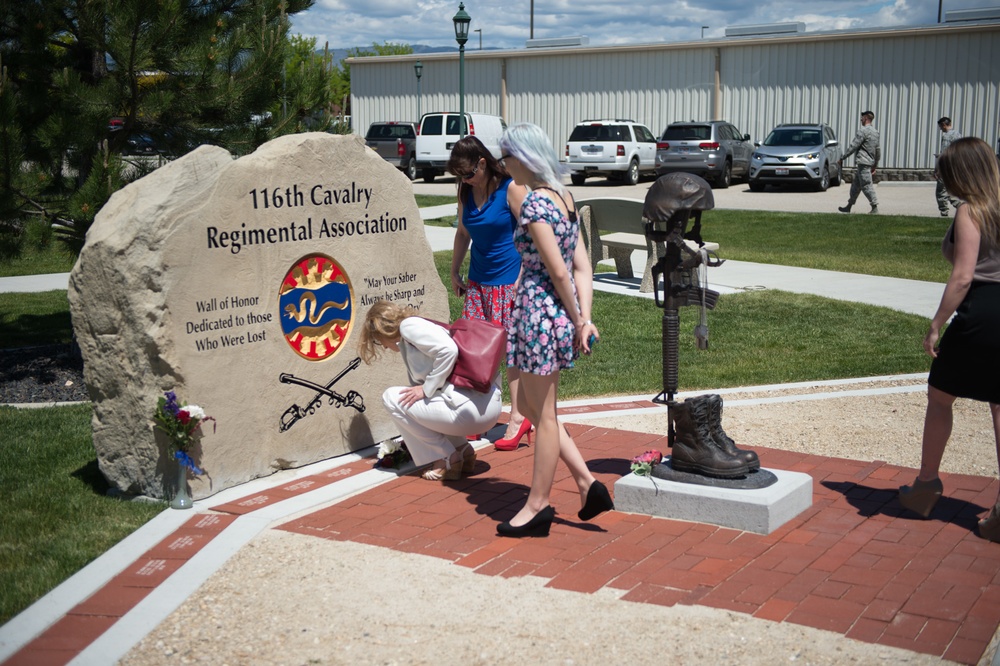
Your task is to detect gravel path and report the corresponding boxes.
[118,379,1000,666]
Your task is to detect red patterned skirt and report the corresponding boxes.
[461,281,517,331]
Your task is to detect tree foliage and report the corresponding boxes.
[0,0,332,255]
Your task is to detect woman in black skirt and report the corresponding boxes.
[898,137,1000,541]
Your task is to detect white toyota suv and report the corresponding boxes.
[564,119,658,186]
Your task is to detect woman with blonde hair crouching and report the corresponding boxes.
[359,300,503,480]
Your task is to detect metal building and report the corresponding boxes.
[349,21,1000,172]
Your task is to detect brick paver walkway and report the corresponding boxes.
[281,421,1000,665]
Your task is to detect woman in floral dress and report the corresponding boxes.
[494,123,614,537]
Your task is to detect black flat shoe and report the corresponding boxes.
[497,506,555,538]
[578,480,614,521]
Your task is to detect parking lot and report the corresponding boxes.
[412,175,945,218]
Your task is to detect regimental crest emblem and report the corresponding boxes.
[279,254,353,360]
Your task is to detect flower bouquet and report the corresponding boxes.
[153,391,214,476]
[631,450,663,477]
[374,438,411,469]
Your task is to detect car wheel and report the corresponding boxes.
[748,180,765,192]
[815,166,830,192]
[405,156,417,181]
[625,160,639,186]
[571,173,586,186]
[422,170,436,183]
[715,161,732,189]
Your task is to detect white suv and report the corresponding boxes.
[564,119,658,186]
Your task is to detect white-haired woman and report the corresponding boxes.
[493,123,613,537]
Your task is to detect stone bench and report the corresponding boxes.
[577,197,718,293]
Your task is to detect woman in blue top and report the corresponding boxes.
[446,137,531,450]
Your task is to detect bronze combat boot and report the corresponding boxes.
[702,394,760,471]
[670,398,750,478]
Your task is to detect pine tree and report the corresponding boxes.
[0,0,321,254]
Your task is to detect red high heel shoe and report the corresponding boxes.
[495,419,532,451]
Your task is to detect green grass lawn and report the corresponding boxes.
[0,404,165,625]
[700,210,950,283]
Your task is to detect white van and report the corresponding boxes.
[415,112,506,182]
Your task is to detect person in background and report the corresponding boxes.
[359,300,502,481]
[493,123,613,538]
[446,137,532,451]
[897,137,1000,543]
[934,117,962,217]
[838,110,881,215]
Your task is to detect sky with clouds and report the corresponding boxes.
[289,0,993,51]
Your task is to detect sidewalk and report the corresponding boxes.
[0,202,943,320]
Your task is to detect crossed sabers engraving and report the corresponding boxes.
[278,357,366,432]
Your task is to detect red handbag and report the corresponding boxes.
[425,318,507,393]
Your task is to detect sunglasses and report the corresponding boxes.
[499,154,512,168]
[458,163,480,180]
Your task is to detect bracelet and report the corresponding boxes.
[581,319,593,327]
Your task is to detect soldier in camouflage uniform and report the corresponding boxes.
[934,117,962,217]
[838,110,881,215]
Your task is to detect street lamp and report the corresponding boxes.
[414,60,423,120]
[453,2,471,138]
[474,28,482,50]
[701,26,709,39]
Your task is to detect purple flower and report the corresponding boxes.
[164,391,180,416]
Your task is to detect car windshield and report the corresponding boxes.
[366,124,414,140]
[764,129,823,147]
[569,124,629,141]
[662,126,711,141]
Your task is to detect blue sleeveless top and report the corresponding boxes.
[463,177,521,285]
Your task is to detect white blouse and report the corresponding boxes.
[398,317,459,399]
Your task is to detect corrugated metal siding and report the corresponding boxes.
[351,25,1000,169]
[723,31,1000,167]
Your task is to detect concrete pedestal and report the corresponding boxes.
[613,467,812,534]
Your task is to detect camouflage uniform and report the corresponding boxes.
[935,127,962,215]
[842,124,881,211]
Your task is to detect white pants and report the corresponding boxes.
[382,385,502,466]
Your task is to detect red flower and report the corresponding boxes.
[177,409,192,425]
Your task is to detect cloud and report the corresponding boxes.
[290,0,987,51]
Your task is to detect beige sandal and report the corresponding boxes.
[460,443,477,475]
[421,453,463,481]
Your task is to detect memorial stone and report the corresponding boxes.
[68,132,449,500]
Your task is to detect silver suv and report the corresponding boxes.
[655,120,753,189]
[749,123,843,192]
[564,119,658,186]
[364,121,418,180]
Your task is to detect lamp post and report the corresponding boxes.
[453,3,471,138]
[701,25,709,39]
[474,28,482,50]
[414,60,423,120]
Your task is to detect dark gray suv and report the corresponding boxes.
[655,120,753,188]
[364,121,418,180]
